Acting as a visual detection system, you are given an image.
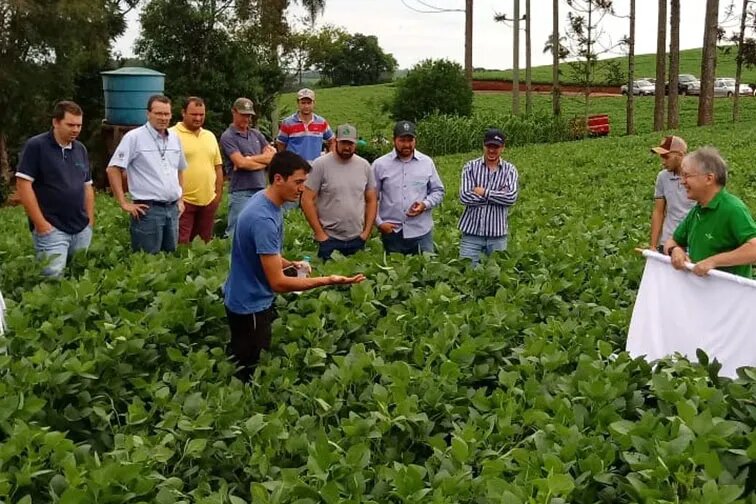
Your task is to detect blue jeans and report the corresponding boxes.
[381,229,434,255]
[130,203,179,254]
[32,225,92,277]
[227,189,262,238]
[459,233,507,265]
[317,236,366,260]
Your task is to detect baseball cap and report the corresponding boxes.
[336,124,358,142]
[393,120,416,138]
[297,88,315,100]
[484,128,506,146]
[232,97,256,115]
[651,135,687,155]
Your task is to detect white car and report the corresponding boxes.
[714,78,751,97]
[620,80,655,96]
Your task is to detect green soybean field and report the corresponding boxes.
[1,123,755,503]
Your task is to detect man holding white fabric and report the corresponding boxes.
[664,147,756,277]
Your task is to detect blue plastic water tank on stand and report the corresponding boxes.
[101,67,165,125]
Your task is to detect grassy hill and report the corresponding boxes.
[278,80,756,141]
[473,46,756,85]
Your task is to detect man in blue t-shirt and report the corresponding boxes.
[224,151,366,381]
[15,101,94,277]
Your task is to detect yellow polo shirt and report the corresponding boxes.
[170,123,223,206]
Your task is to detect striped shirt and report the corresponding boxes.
[458,156,519,237]
[276,112,334,161]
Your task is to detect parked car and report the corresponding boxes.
[714,78,751,97]
[678,74,699,95]
[620,79,655,96]
[686,80,701,96]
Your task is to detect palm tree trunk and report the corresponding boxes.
[525,0,532,115]
[667,0,680,129]
[552,0,561,117]
[698,0,719,126]
[653,0,667,131]
[626,0,636,135]
[465,0,473,82]
[512,0,520,115]
[733,0,748,122]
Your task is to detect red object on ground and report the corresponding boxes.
[587,114,610,136]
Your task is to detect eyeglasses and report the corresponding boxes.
[681,172,706,180]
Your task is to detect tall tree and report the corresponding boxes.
[301,0,325,27]
[565,0,615,133]
[513,0,521,115]
[309,31,397,86]
[653,0,667,131]
[552,0,561,117]
[626,0,636,135]
[465,0,473,81]
[667,0,680,129]
[0,0,134,188]
[698,0,720,126]
[137,0,285,133]
[525,0,533,114]
[733,0,750,122]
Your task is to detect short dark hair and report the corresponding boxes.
[52,101,83,120]
[182,96,205,110]
[268,151,311,184]
[147,94,171,111]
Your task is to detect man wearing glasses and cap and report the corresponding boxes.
[458,128,519,265]
[220,97,276,237]
[649,135,695,253]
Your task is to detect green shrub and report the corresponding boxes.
[356,141,390,163]
[391,59,473,123]
[415,111,578,157]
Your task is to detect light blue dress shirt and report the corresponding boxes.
[109,122,187,202]
[372,149,445,239]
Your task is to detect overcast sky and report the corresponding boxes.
[115,0,742,70]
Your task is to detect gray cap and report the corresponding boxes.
[336,124,358,142]
[233,97,256,115]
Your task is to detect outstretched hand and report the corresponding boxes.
[329,274,366,285]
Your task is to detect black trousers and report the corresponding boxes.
[225,305,277,381]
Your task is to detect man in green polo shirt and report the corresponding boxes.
[664,147,756,277]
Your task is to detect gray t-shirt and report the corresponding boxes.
[306,153,376,241]
[655,169,696,244]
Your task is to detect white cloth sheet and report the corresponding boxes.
[0,290,6,335]
[627,250,756,378]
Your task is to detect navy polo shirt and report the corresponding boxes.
[219,125,269,193]
[16,131,91,235]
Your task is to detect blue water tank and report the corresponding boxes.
[101,67,166,126]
